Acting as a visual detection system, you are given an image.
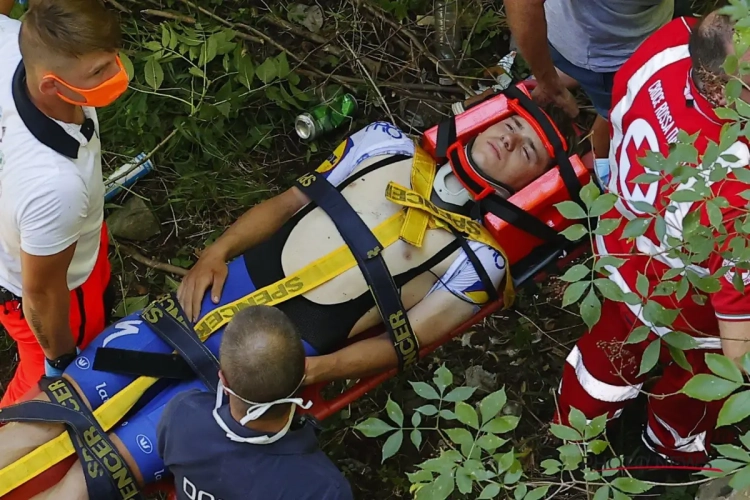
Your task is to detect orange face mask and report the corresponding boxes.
[45,56,129,108]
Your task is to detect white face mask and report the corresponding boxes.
[212,378,312,445]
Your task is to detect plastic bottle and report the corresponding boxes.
[434,0,462,86]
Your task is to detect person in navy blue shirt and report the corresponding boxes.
[157,305,353,500]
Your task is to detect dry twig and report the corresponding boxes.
[117,243,189,277]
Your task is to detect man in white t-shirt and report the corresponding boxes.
[0,0,128,405]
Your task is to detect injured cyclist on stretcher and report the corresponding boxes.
[0,84,586,499]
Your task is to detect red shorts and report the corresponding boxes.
[0,225,113,407]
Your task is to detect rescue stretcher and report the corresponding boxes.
[0,80,595,499]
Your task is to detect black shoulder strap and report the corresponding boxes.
[435,116,458,158]
[0,378,143,500]
[93,293,220,390]
[294,171,419,371]
[480,195,560,242]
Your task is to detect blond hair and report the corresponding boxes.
[19,0,121,69]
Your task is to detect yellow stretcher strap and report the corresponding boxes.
[0,147,514,495]
[400,145,436,248]
[386,181,516,308]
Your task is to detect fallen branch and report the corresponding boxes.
[141,9,195,24]
[261,14,343,56]
[353,0,475,95]
[117,242,189,277]
[295,70,465,94]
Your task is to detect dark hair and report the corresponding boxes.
[538,103,585,164]
[220,306,305,419]
[689,10,734,89]
[20,0,121,69]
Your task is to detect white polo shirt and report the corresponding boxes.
[0,15,105,296]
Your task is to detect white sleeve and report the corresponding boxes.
[17,175,88,256]
[316,122,415,187]
[427,241,507,311]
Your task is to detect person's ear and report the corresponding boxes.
[38,76,59,97]
[218,370,229,394]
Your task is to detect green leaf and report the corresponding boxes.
[626,325,652,344]
[432,472,456,500]
[622,217,651,238]
[439,409,457,420]
[636,272,650,298]
[204,34,218,64]
[455,402,479,429]
[706,353,744,383]
[568,407,587,435]
[275,52,291,79]
[561,224,588,241]
[411,429,423,450]
[549,423,581,441]
[114,295,150,318]
[237,54,255,89]
[479,483,501,499]
[718,390,750,426]
[594,218,621,236]
[560,264,589,283]
[355,417,395,437]
[456,467,473,495]
[477,434,508,452]
[584,469,602,481]
[714,444,750,463]
[637,338,661,377]
[741,353,750,378]
[562,281,590,307]
[496,449,515,472]
[255,57,278,84]
[595,256,627,271]
[144,40,162,51]
[188,66,205,78]
[483,415,519,434]
[381,429,403,462]
[593,485,610,500]
[611,477,651,494]
[716,107,740,120]
[588,439,608,454]
[444,386,477,402]
[668,345,693,373]
[416,404,438,416]
[670,189,705,203]
[480,389,507,424]
[525,485,550,500]
[514,483,528,500]
[412,412,422,427]
[410,381,440,400]
[589,193,618,217]
[434,364,453,394]
[682,374,742,402]
[144,59,164,90]
[445,428,474,447]
[730,464,750,491]
[662,331,698,350]
[385,396,403,427]
[580,288,602,330]
[630,201,656,214]
[585,414,608,440]
[540,458,562,474]
[407,469,433,483]
[119,51,134,82]
[594,279,625,302]
[555,200,587,219]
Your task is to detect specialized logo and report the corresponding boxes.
[75,356,91,370]
[101,320,142,348]
[366,121,404,139]
[618,118,660,214]
[183,477,223,500]
[136,434,153,454]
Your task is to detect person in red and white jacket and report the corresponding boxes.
[556,11,750,463]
